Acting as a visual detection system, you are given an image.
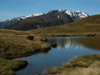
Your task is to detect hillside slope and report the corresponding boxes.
[70,14,100,25]
[29,14,100,36]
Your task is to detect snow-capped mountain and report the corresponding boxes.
[0,9,88,30]
[0,13,44,28]
[49,9,88,20]
[66,10,88,18]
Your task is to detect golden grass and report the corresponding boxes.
[0,33,51,59]
[57,67,100,75]
[59,61,100,75]
[0,29,29,35]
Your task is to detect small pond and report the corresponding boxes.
[14,36,100,75]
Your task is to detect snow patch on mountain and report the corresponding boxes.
[57,15,60,18]
[58,9,88,19]
[26,13,43,17]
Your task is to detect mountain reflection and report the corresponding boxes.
[47,38,83,49]
[57,38,83,49]
[47,37,100,50]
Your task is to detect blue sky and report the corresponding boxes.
[0,0,100,20]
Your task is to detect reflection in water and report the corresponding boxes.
[47,38,84,49]
[15,36,100,75]
[75,38,100,50]
[47,37,100,50]
[57,38,83,49]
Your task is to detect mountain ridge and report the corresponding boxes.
[8,9,88,31]
[0,9,88,30]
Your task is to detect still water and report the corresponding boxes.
[15,36,100,75]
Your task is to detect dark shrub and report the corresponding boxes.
[27,35,34,40]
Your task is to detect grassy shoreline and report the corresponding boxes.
[45,54,100,75]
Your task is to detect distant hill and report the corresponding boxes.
[7,9,88,31]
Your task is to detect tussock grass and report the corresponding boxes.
[57,67,100,75]
[90,61,100,68]
[0,57,27,75]
[0,33,51,59]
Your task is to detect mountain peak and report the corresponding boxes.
[61,9,88,18]
[48,9,88,19]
